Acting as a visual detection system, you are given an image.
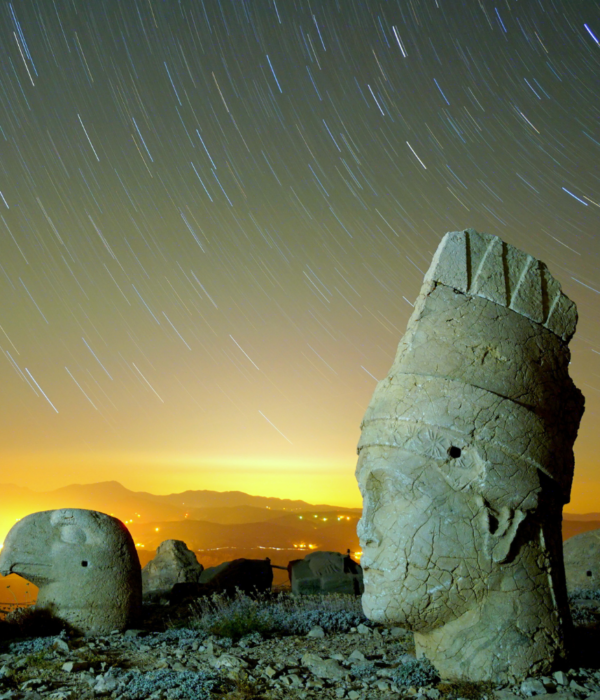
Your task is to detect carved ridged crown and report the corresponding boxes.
[423,229,577,341]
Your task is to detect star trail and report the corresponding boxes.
[0,0,598,509]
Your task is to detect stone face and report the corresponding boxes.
[198,558,273,595]
[0,508,141,635]
[563,529,600,591]
[289,551,363,595]
[141,539,203,598]
[355,229,585,683]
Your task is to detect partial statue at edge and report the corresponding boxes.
[356,229,584,682]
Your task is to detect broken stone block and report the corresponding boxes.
[289,551,363,595]
[141,539,203,599]
[356,229,584,682]
[198,557,273,595]
[0,508,141,636]
[563,528,600,592]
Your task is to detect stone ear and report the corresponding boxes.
[484,506,526,564]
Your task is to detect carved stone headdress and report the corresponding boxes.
[358,229,584,502]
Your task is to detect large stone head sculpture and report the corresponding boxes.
[356,229,584,682]
[0,508,141,635]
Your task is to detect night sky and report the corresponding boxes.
[1,0,598,510]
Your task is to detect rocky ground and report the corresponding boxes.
[1,592,600,700]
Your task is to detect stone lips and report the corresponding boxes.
[0,508,141,635]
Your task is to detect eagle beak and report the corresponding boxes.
[0,512,53,586]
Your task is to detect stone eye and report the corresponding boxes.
[448,446,462,459]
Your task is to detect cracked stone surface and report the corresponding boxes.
[0,510,141,636]
[356,229,585,682]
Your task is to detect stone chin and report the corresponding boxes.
[361,568,455,632]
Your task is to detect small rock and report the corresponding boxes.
[307,625,325,638]
[521,679,547,696]
[93,672,118,696]
[391,626,409,638]
[0,666,13,680]
[52,639,70,653]
[302,652,346,680]
[264,665,277,678]
[494,692,522,700]
[61,661,88,673]
[554,671,569,685]
[348,692,362,700]
[569,680,588,693]
[348,650,366,662]
[210,653,249,670]
[334,688,346,698]
[356,624,371,635]
[124,629,146,638]
[281,674,303,688]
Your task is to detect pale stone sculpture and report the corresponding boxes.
[0,509,141,635]
[290,551,363,595]
[564,529,600,592]
[142,539,204,599]
[356,229,584,682]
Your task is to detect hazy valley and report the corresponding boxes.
[1,481,598,609]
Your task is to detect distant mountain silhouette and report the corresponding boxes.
[0,480,361,543]
[562,520,600,541]
[564,512,600,521]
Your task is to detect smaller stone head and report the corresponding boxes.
[0,508,141,635]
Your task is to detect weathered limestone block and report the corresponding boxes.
[564,529,600,592]
[0,509,141,635]
[289,551,363,595]
[142,539,203,599]
[356,229,584,682]
[198,558,273,595]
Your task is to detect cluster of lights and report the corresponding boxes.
[293,543,317,549]
[298,514,352,521]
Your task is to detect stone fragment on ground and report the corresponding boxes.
[141,539,204,600]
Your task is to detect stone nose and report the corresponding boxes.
[357,514,381,549]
